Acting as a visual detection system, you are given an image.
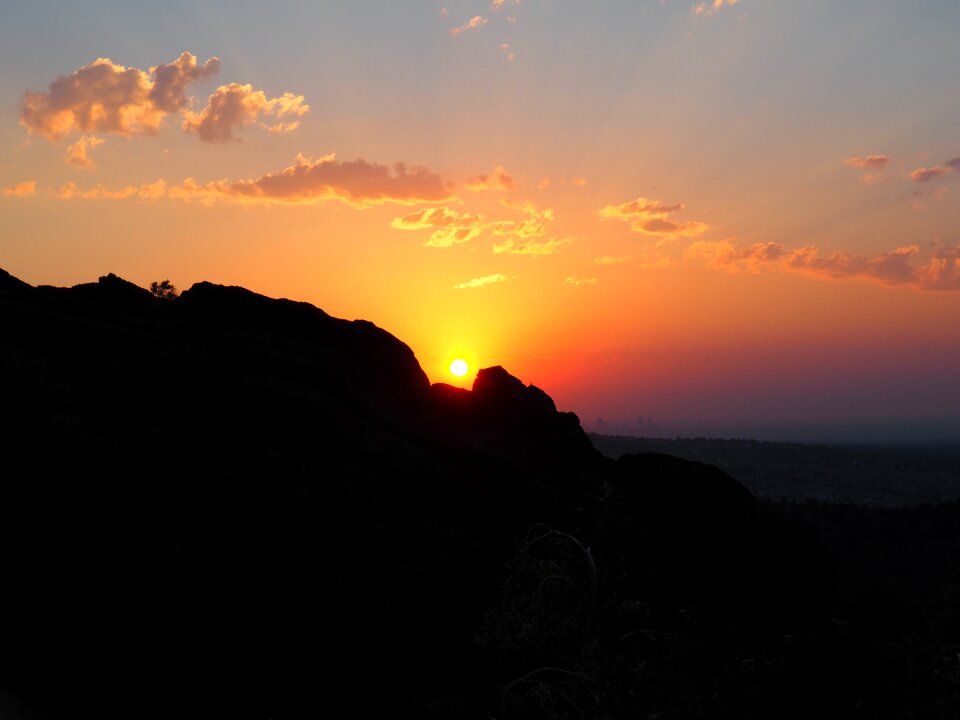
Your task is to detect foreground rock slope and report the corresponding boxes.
[0,270,858,719]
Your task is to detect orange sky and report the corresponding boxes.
[2,1,959,439]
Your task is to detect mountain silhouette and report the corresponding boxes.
[0,270,864,719]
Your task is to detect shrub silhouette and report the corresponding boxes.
[149,279,178,300]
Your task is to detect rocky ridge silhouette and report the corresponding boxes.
[0,270,862,719]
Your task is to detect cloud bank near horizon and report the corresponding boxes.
[687,239,960,291]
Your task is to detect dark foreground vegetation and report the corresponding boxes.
[1,267,958,718]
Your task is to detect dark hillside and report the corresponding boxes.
[0,270,893,718]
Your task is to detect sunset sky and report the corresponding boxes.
[2,1,959,440]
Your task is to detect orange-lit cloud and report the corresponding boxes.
[454,273,512,289]
[844,154,890,169]
[915,244,960,291]
[687,238,960,291]
[598,197,684,219]
[1,181,36,197]
[694,0,739,15]
[491,0,520,9]
[149,51,221,113]
[262,120,303,134]
[910,166,951,183]
[492,236,572,255]
[450,16,488,36]
[58,179,167,201]
[491,218,546,239]
[21,53,303,145]
[489,198,561,249]
[20,53,219,141]
[564,277,596,286]
[686,239,783,272]
[426,225,487,247]
[173,153,448,207]
[636,217,709,239]
[390,207,485,247]
[65,135,105,170]
[600,196,707,238]
[388,197,552,254]
[390,207,473,231]
[182,83,309,143]
[593,255,633,265]
[57,153,451,208]
[499,197,553,219]
[465,165,518,191]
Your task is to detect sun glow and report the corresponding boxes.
[449,358,469,377]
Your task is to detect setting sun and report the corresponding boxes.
[449,358,469,378]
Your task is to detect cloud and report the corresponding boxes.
[491,0,520,9]
[394,202,561,249]
[694,0,739,15]
[491,218,546,239]
[58,179,167,201]
[466,165,518,192]
[64,135,105,170]
[915,244,960,291]
[57,153,451,208]
[390,207,485,247]
[686,238,960,291]
[182,83,309,143]
[488,198,562,250]
[454,273,512,289]
[175,153,448,207]
[564,277,597,286]
[425,225,487,247]
[844,154,890,170]
[598,197,684,220]
[947,157,960,171]
[450,16,488,36]
[20,53,219,140]
[600,195,708,239]
[492,236,573,255]
[262,120,303,134]
[634,217,709,239]
[390,207,472,231]
[499,197,553,219]
[1,181,36,197]
[491,197,554,237]
[593,255,633,265]
[910,166,951,183]
[149,51,221,113]
[21,53,305,145]
[685,239,784,272]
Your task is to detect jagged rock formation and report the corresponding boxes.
[0,270,857,719]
